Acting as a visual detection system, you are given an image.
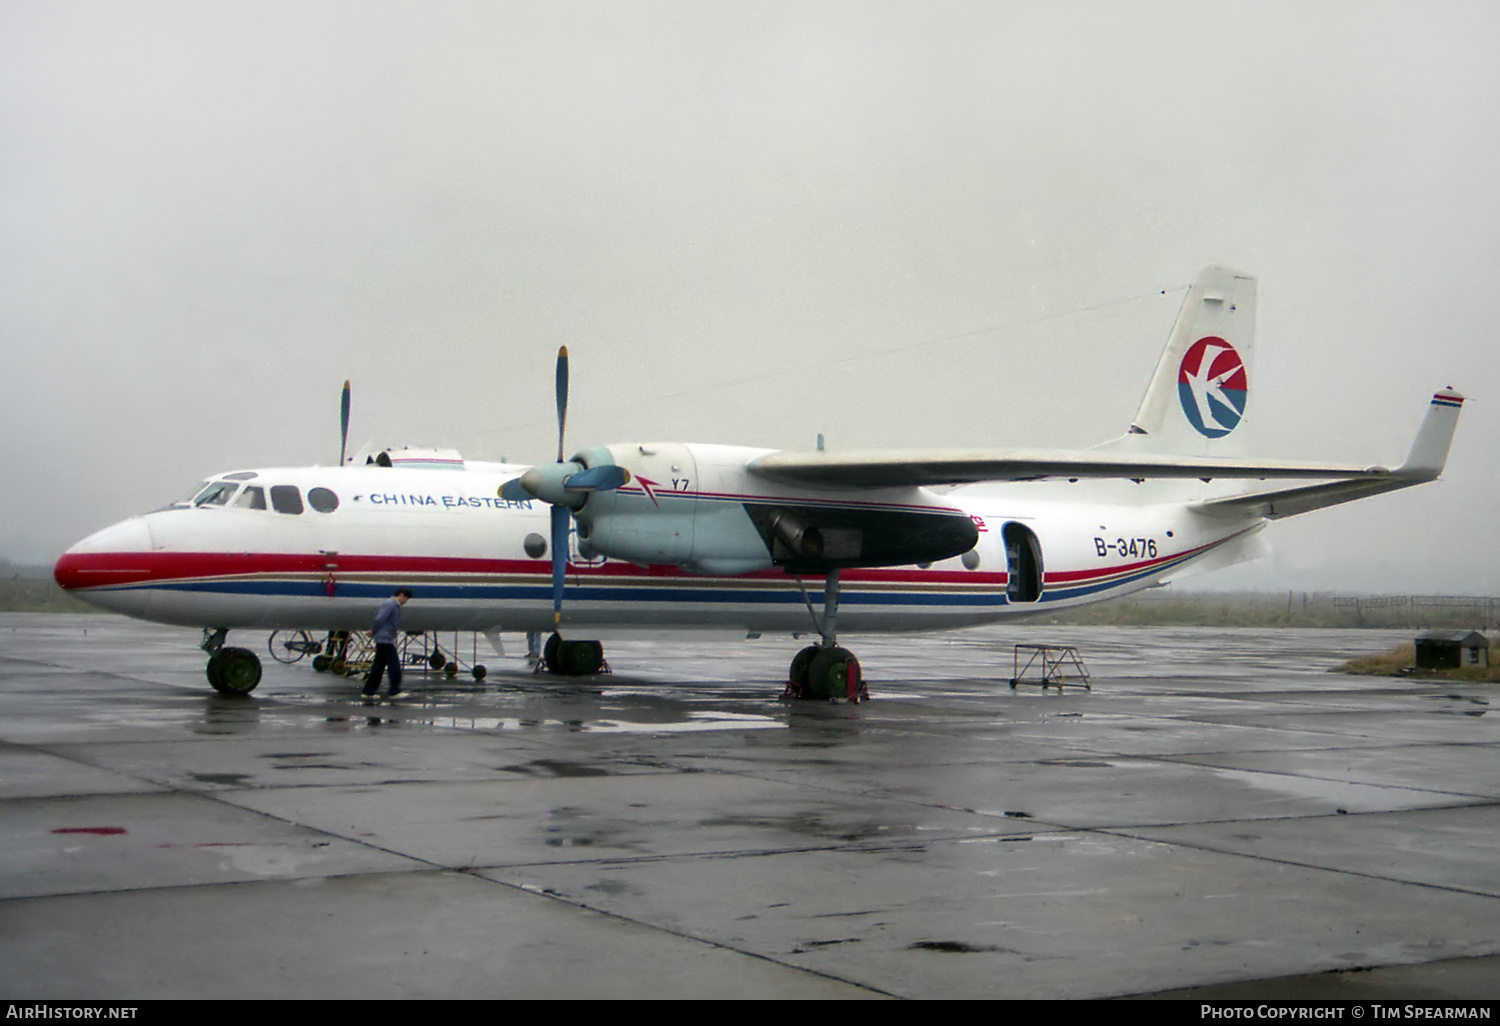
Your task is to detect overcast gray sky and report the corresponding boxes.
[2,0,1495,593]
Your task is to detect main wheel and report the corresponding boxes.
[208,647,262,696]
[788,646,819,691]
[806,646,859,701]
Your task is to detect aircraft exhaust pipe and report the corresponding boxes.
[768,509,823,559]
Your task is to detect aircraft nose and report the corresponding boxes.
[53,518,154,591]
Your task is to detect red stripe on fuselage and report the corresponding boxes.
[55,550,1016,590]
[55,531,1242,594]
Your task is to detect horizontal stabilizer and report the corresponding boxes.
[1194,388,1465,520]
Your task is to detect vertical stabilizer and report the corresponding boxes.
[1107,265,1257,457]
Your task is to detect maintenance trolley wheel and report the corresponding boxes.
[207,647,262,696]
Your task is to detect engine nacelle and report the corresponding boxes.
[583,512,695,565]
[573,442,979,575]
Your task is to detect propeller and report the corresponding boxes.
[550,348,569,625]
[339,380,351,466]
[498,347,631,627]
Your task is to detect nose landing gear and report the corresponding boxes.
[202,628,262,696]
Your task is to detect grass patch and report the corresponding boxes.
[1336,643,1415,676]
[1332,640,1500,682]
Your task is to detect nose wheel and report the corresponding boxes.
[201,627,262,695]
[206,647,262,695]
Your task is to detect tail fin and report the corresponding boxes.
[1103,264,1257,457]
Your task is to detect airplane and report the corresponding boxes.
[52,265,1465,699]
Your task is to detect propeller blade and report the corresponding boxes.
[563,464,631,492]
[555,346,569,464]
[550,502,569,626]
[339,380,351,466]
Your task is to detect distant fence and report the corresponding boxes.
[1333,596,1409,609]
[1332,595,1500,627]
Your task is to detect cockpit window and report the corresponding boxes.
[193,482,240,507]
[307,487,339,513]
[234,486,267,510]
[168,481,210,508]
[270,485,304,515]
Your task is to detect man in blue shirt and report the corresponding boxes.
[363,587,412,697]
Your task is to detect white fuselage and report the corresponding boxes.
[54,452,1262,636]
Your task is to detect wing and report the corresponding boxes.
[748,448,1387,488]
[748,388,1463,492]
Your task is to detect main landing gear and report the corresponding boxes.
[783,569,869,703]
[201,628,262,696]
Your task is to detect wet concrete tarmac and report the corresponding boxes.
[2,612,1498,999]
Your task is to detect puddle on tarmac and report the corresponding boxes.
[403,710,783,734]
[190,772,252,785]
[583,711,782,733]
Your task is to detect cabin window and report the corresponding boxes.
[307,487,339,513]
[270,486,304,515]
[193,482,240,507]
[234,486,266,510]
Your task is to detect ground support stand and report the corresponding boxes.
[1009,644,1093,690]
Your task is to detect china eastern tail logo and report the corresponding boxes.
[1177,336,1247,438]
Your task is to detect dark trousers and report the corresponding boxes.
[364,642,402,695]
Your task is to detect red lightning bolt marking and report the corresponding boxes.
[634,475,662,507]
